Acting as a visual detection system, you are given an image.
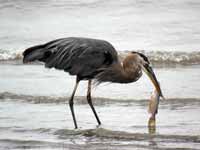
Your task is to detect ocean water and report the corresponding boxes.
[0,0,200,149]
[0,0,200,60]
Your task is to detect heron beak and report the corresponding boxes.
[142,64,164,98]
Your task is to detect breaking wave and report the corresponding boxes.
[120,50,200,65]
[1,128,199,145]
[0,49,22,61]
[1,49,200,65]
[54,128,200,143]
[141,50,200,65]
[1,92,200,105]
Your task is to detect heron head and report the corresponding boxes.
[134,52,164,98]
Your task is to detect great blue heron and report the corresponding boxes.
[23,37,163,128]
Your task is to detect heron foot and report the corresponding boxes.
[96,123,102,128]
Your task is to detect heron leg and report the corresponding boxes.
[87,80,101,125]
[69,77,80,129]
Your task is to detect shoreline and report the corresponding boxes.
[1,91,200,104]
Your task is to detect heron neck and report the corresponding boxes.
[120,61,142,83]
[95,62,140,84]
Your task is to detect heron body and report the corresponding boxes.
[23,37,163,128]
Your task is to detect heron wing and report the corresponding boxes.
[40,37,118,79]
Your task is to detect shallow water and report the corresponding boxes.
[0,63,200,99]
[0,99,200,150]
[1,0,200,149]
[0,63,200,149]
[0,0,200,52]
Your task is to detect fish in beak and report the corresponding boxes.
[142,64,164,99]
[141,63,164,129]
[148,86,160,128]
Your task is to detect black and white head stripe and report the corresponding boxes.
[131,51,150,64]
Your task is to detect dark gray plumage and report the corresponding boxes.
[23,37,163,128]
[23,37,118,80]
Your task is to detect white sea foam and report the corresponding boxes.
[0,49,22,61]
[119,50,200,65]
[1,49,200,65]
[142,50,200,64]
